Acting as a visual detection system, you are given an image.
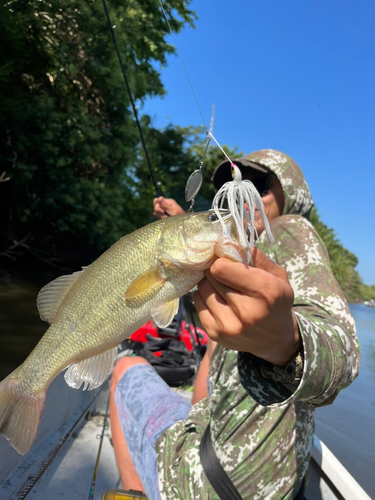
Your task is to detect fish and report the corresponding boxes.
[0,210,247,455]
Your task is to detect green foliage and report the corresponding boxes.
[310,207,363,302]
[134,123,243,213]
[0,0,195,264]
[360,284,375,302]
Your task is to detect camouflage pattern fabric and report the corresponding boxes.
[155,150,360,499]
[237,149,313,217]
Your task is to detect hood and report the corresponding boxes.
[212,149,314,218]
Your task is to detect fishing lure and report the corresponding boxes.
[211,161,274,265]
[185,131,274,265]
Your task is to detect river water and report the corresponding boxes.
[0,272,374,497]
[314,303,375,498]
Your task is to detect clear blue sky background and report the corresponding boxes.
[142,0,375,285]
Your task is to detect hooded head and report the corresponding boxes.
[212,149,313,219]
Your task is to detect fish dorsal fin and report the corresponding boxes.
[124,266,166,305]
[37,270,85,324]
[151,298,179,328]
[64,346,119,391]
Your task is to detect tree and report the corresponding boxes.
[133,123,243,214]
[310,207,363,302]
[0,0,196,265]
[359,284,375,302]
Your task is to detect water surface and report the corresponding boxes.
[314,303,375,498]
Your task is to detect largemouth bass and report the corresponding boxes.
[0,211,247,455]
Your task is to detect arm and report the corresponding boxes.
[192,339,217,405]
[194,215,360,407]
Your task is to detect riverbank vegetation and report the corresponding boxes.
[309,209,363,303]
[0,0,372,302]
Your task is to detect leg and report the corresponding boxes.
[110,356,192,500]
[192,339,216,404]
[110,356,148,492]
[192,349,210,404]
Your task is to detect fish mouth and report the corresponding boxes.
[179,212,236,269]
[214,236,250,264]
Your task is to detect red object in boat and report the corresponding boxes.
[130,320,208,352]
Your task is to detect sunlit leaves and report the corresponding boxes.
[0,0,195,264]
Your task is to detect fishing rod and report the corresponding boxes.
[88,396,110,500]
[101,0,162,198]
[102,0,220,209]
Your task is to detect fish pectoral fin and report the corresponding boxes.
[124,266,166,300]
[151,298,180,328]
[64,346,120,391]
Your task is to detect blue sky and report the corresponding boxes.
[142,0,375,285]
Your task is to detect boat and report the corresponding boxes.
[0,366,371,500]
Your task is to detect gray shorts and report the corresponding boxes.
[115,363,192,500]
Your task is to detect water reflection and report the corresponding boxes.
[314,303,375,499]
[0,269,60,381]
[350,303,375,381]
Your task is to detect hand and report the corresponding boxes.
[153,197,185,219]
[193,248,302,367]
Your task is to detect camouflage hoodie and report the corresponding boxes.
[155,150,360,499]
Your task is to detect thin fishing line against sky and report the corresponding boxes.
[142,0,375,286]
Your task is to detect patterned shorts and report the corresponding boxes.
[115,363,192,500]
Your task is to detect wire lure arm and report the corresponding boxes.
[184,131,235,210]
[184,133,211,211]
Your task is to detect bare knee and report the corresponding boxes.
[111,356,150,392]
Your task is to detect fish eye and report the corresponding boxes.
[208,213,218,221]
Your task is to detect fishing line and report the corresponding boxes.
[207,132,234,165]
[158,0,208,131]
[158,2,238,166]
[159,0,241,210]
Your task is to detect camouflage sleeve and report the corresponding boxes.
[238,214,361,407]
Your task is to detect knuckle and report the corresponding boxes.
[235,302,255,327]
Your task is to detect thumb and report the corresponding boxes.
[251,247,289,283]
[153,196,165,205]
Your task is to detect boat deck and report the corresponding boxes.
[0,373,370,500]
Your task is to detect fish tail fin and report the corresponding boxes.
[0,370,45,455]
